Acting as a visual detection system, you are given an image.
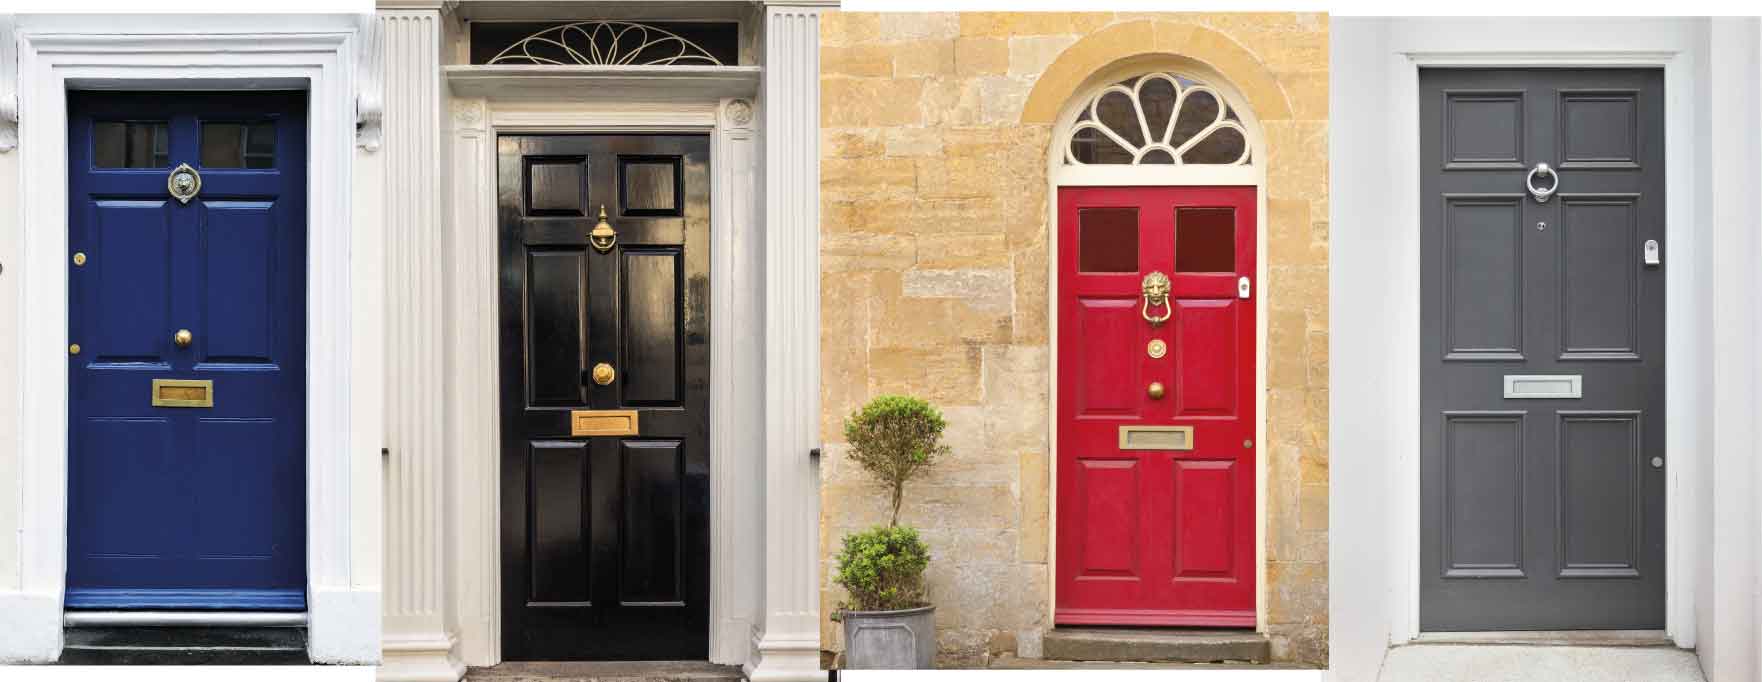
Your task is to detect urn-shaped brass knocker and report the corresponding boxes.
[1141,271,1172,326]
[589,205,618,253]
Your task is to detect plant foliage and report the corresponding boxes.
[832,525,931,615]
[843,394,949,526]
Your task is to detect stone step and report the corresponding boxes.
[1041,628,1272,664]
[58,626,309,665]
[466,661,744,682]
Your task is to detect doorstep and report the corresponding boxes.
[1041,628,1272,664]
[465,661,744,682]
[57,626,309,665]
[1380,643,1703,682]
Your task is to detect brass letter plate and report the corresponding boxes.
[152,379,214,408]
[1118,425,1194,451]
[571,409,639,437]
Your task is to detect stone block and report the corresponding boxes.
[879,13,960,41]
[916,233,1010,269]
[866,345,985,406]
[882,127,945,158]
[958,12,1117,38]
[823,128,883,159]
[823,78,927,127]
[822,156,916,202]
[1008,35,1079,78]
[895,39,957,77]
[823,44,894,78]
[955,37,1010,76]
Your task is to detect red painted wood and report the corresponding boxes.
[1055,185,1257,627]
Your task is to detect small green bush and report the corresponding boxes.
[832,525,931,615]
[844,394,949,526]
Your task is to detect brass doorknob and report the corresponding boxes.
[173,329,193,348]
[1147,381,1165,399]
[591,362,616,386]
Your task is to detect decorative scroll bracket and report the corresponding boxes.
[1,15,18,154]
[355,12,383,152]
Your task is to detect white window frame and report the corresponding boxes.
[0,16,382,664]
[1044,59,1272,631]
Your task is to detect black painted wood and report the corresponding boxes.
[498,134,711,660]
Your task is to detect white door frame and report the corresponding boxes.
[442,94,764,667]
[0,15,383,664]
[1330,20,1706,663]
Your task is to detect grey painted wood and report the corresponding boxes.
[1420,68,1666,630]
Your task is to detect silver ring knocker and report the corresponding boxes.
[1141,271,1171,327]
[1526,162,1558,204]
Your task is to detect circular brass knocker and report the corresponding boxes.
[1141,271,1171,327]
[168,163,201,205]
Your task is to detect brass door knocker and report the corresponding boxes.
[589,205,618,253]
[1141,271,1171,326]
[168,163,201,205]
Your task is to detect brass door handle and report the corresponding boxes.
[173,329,193,349]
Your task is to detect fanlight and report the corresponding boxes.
[1064,72,1252,166]
[486,21,724,66]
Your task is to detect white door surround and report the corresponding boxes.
[0,13,384,664]
[1331,17,1762,682]
[1042,57,1271,630]
[377,4,829,681]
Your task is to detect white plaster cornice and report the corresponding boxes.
[1,14,16,153]
[357,12,384,152]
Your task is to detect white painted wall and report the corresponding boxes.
[1330,16,1762,682]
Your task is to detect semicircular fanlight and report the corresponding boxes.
[1064,72,1252,167]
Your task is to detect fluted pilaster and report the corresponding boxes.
[378,5,461,681]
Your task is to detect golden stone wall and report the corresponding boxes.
[818,12,1329,666]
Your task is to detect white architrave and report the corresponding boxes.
[0,15,381,664]
[1044,60,1271,633]
[380,5,461,682]
[1329,17,1761,682]
[747,4,826,681]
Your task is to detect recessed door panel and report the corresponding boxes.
[499,134,710,660]
[67,90,307,610]
[1172,459,1234,579]
[1421,68,1665,631]
[1056,185,1256,627]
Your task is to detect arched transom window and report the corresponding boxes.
[1064,72,1251,166]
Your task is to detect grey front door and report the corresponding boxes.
[1420,68,1666,631]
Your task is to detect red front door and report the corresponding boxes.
[1054,185,1257,627]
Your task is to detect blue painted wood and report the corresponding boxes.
[67,91,308,611]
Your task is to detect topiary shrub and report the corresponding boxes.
[843,394,949,526]
[832,524,931,615]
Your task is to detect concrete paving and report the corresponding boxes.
[1380,644,1705,682]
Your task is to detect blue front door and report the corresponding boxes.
[66,91,307,610]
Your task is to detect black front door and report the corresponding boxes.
[498,134,710,660]
[1420,68,1666,630]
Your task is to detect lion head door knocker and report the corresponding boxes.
[589,205,618,253]
[1141,271,1172,327]
[1526,162,1558,204]
[167,163,202,205]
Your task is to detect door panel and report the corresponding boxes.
[499,134,710,661]
[66,91,307,610]
[1421,68,1666,630]
[1055,185,1257,626]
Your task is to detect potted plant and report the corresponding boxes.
[833,395,949,669]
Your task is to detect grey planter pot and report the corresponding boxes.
[840,605,936,669]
